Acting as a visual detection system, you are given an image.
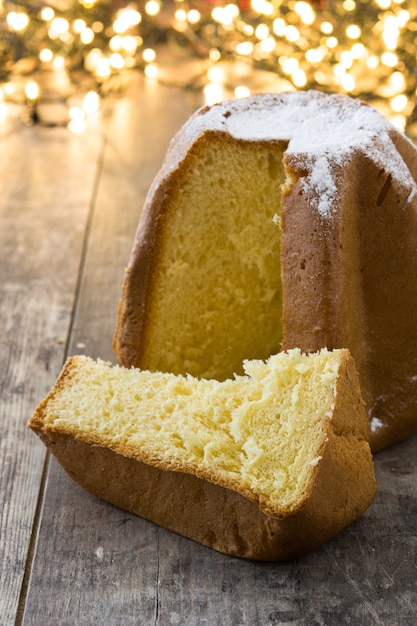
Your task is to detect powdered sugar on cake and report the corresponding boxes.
[170,90,416,219]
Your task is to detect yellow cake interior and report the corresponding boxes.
[38,349,344,515]
[143,133,287,380]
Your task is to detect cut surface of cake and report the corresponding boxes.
[28,349,376,561]
[113,90,417,452]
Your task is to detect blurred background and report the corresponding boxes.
[0,0,416,135]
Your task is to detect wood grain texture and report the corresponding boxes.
[0,112,105,624]
[1,75,416,625]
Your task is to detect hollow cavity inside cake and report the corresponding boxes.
[113,90,417,452]
[28,349,376,561]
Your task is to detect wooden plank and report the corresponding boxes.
[20,437,417,625]
[0,111,106,624]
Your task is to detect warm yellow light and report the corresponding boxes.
[145,1,160,17]
[73,19,86,34]
[110,35,123,51]
[80,28,94,45]
[294,2,315,26]
[144,64,158,79]
[242,24,254,37]
[251,0,274,15]
[351,43,366,59]
[110,53,124,69]
[53,56,65,69]
[286,26,300,43]
[320,22,333,35]
[305,48,324,63]
[50,17,69,35]
[391,94,408,112]
[236,41,254,55]
[113,8,141,33]
[381,51,398,67]
[188,9,201,24]
[39,48,53,62]
[68,119,86,133]
[326,37,338,49]
[282,58,299,75]
[96,57,111,78]
[122,36,137,53]
[389,71,406,93]
[397,10,410,27]
[273,18,286,37]
[341,74,355,92]
[40,7,55,21]
[25,81,39,100]
[80,0,97,8]
[92,21,104,33]
[204,83,223,106]
[375,0,391,7]
[292,69,307,87]
[343,0,356,10]
[82,91,100,114]
[69,106,85,121]
[346,24,361,39]
[207,66,224,83]
[7,11,29,31]
[255,24,269,40]
[367,55,379,69]
[382,16,400,50]
[209,49,221,62]
[260,37,275,53]
[234,86,251,98]
[175,9,187,22]
[212,4,239,25]
[143,48,156,63]
[333,64,345,78]
[341,51,353,69]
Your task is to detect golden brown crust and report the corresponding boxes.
[28,352,376,561]
[113,92,417,451]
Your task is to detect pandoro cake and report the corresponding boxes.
[113,90,417,452]
[28,349,376,561]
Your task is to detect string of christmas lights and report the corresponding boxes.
[0,0,416,135]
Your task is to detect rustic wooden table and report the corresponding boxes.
[1,74,416,626]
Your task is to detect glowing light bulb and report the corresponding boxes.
[207,66,224,83]
[143,48,156,63]
[96,57,111,78]
[25,81,39,101]
[7,11,29,31]
[346,24,361,39]
[113,9,141,33]
[80,28,94,45]
[188,10,201,24]
[391,94,408,112]
[110,53,124,69]
[294,2,315,25]
[204,83,223,105]
[145,1,160,16]
[83,91,100,114]
[144,64,158,79]
[292,68,307,87]
[73,19,86,34]
[50,17,69,36]
[236,41,254,55]
[273,19,286,37]
[235,86,251,98]
[39,48,53,63]
[40,7,55,21]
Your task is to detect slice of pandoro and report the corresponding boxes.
[29,348,376,561]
